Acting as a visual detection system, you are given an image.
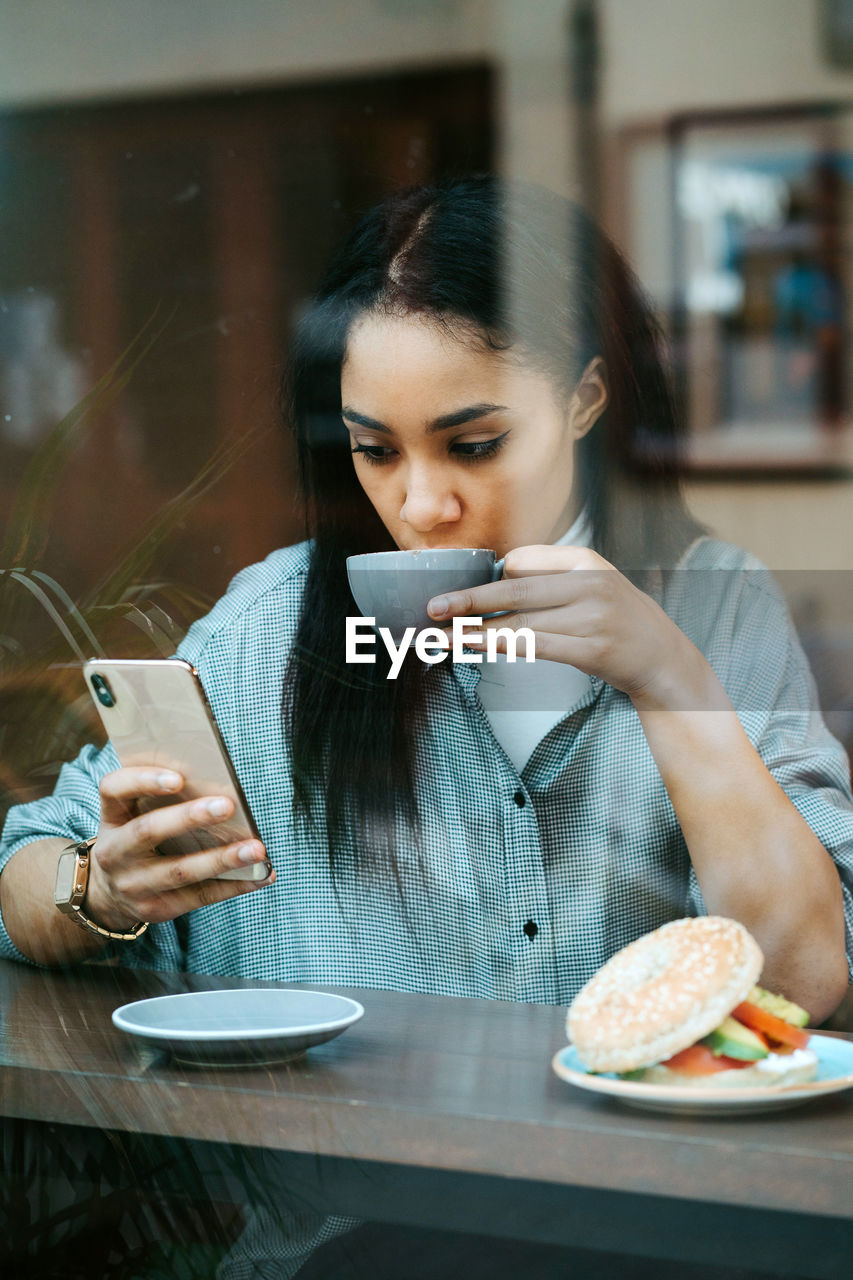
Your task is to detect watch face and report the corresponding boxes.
[54,851,79,907]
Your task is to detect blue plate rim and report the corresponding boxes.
[552,1033,853,1102]
[111,987,365,1042]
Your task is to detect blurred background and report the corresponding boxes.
[1,0,852,809]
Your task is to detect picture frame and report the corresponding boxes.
[616,102,853,475]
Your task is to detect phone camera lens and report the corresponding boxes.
[91,674,116,708]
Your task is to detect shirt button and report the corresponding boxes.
[523,919,538,940]
[513,791,526,807]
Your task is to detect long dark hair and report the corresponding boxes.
[282,176,702,879]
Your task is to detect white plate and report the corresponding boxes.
[552,1034,853,1115]
[112,988,364,1065]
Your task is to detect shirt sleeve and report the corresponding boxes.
[685,568,853,978]
[0,738,184,970]
[0,544,309,971]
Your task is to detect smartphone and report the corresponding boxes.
[83,657,270,882]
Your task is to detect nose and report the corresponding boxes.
[399,464,462,534]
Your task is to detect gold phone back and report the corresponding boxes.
[84,658,267,881]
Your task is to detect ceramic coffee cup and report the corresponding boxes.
[346,548,503,640]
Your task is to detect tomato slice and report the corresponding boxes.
[660,1043,752,1075]
[732,1002,811,1051]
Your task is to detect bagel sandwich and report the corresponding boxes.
[567,917,818,1088]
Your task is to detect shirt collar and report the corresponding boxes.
[553,506,592,549]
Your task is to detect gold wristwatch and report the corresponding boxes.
[54,837,149,941]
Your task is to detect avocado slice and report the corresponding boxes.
[747,985,809,1028]
[702,1015,769,1061]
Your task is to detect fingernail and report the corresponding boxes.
[429,595,449,617]
[206,797,230,817]
[238,842,262,863]
[158,771,181,790]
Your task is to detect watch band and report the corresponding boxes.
[55,838,150,942]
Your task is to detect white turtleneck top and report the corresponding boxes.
[476,509,593,773]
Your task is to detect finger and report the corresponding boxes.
[120,837,270,899]
[99,766,184,826]
[135,868,277,926]
[475,602,600,640]
[429,571,592,622]
[503,545,609,576]
[105,793,236,861]
[466,625,598,670]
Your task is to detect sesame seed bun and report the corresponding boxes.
[567,916,764,1074]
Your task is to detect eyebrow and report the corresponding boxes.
[341,403,509,435]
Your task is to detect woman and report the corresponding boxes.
[0,176,850,1021]
[2,174,852,1279]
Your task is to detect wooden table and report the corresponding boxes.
[2,958,853,1278]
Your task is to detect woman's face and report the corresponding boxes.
[340,312,606,558]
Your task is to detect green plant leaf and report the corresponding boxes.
[29,570,104,656]
[83,425,263,608]
[113,602,185,654]
[3,570,88,663]
[0,313,259,821]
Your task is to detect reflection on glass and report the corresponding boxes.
[625,108,853,471]
[1,7,853,1279]
[678,120,848,448]
[0,291,84,449]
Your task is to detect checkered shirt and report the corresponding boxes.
[2,537,852,999]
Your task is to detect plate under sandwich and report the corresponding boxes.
[552,1035,853,1115]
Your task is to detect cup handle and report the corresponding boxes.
[491,557,505,581]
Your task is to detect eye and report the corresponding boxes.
[452,431,510,462]
[351,443,396,465]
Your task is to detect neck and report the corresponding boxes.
[548,496,584,545]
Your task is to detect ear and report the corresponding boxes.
[568,357,608,440]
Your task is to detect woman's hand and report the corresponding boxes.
[427,544,719,711]
[83,767,274,932]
